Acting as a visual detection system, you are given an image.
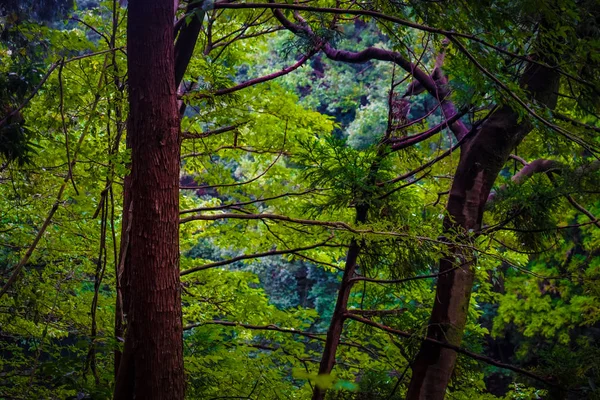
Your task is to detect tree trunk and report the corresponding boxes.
[406,61,560,400]
[312,239,360,400]
[113,0,184,398]
[114,182,130,378]
[312,205,368,400]
[114,4,203,379]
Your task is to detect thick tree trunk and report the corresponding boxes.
[406,62,560,400]
[113,0,184,399]
[114,6,203,378]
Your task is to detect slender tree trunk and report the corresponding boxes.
[312,240,360,400]
[311,141,387,400]
[406,62,560,400]
[312,204,367,400]
[114,186,130,377]
[113,0,184,398]
[174,5,204,87]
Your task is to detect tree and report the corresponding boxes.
[113,1,184,398]
[2,1,600,399]
[203,2,599,398]
[406,48,560,400]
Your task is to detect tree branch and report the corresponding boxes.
[184,320,325,340]
[268,5,469,142]
[211,2,598,92]
[193,51,316,99]
[180,237,337,276]
[344,313,562,388]
[181,123,242,140]
[179,188,320,215]
[387,109,467,151]
[347,309,406,316]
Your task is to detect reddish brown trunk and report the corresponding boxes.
[312,206,368,400]
[114,181,130,378]
[406,62,560,400]
[113,0,184,399]
[312,239,360,400]
[114,7,202,378]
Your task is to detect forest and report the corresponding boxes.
[1,0,600,399]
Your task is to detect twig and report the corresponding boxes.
[180,236,336,276]
[0,55,110,299]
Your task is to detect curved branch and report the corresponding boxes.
[345,313,564,389]
[212,2,598,92]
[320,46,468,142]
[268,5,469,142]
[490,157,600,228]
[194,51,316,99]
[388,110,467,151]
[180,237,337,276]
[511,158,563,184]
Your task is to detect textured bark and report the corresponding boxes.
[312,239,361,400]
[311,204,368,400]
[405,61,560,400]
[114,0,203,383]
[113,0,184,398]
[114,1,203,378]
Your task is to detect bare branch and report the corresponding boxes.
[387,110,467,151]
[184,320,325,340]
[269,5,469,141]
[345,313,562,388]
[193,51,316,99]
[180,237,338,276]
[347,309,406,316]
[181,124,242,140]
[212,2,598,92]
[179,189,320,215]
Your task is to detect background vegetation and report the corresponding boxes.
[1,0,600,399]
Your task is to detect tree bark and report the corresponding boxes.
[114,2,204,380]
[312,237,362,400]
[406,62,560,400]
[113,0,184,398]
[311,203,369,400]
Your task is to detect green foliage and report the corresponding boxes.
[488,176,561,249]
[297,135,387,211]
[2,0,600,399]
